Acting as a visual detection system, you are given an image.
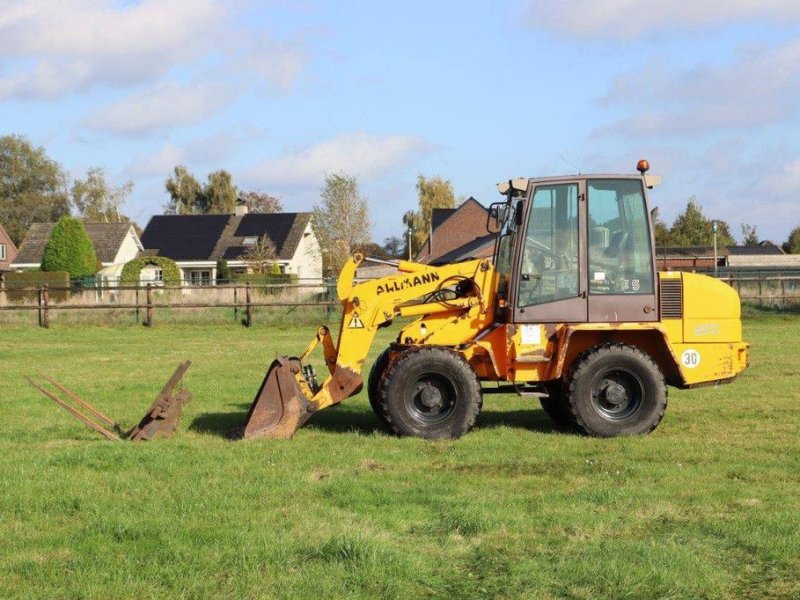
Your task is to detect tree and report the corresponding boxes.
[313,172,372,275]
[71,167,134,222]
[165,166,239,214]
[784,227,800,254]
[0,134,70,245]
[405,175,456,250]
[204,170,237,214]
[243,235,277,274]
[382,236,404,258]
[740,223,759,246]
[668,196,735,247]
[356,241,390,259]
[239,190,283,214]
[652,208,671,248]
[41,216,98,278]
[165,166,203,214]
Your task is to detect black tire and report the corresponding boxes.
[566,343,667,437]
[379,346,482,439]
[539,382,576,428]
[367,348,392,425]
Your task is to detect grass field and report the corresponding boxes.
[1,313,799,598]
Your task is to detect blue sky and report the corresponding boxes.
[2,0,800,245]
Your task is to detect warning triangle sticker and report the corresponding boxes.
[348,314,365,329]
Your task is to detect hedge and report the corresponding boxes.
[232,273,297,286]
[120,257,181,286]
[5,271,70,302]
[41,217,97,278]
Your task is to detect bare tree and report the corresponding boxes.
[242,235,277,274]
[71,167,133,222]
[312,172,372,274]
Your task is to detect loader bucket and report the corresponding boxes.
[243,356,315,439]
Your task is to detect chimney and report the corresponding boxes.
[235,198,249,216]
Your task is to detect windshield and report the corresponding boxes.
[493,198,517,302]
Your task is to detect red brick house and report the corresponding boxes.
[0,223,18,274]
[414,198,494,265]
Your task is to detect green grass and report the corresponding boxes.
[1,315,799,598]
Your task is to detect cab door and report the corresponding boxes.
[512,180,587,323]
[585,178,658,322]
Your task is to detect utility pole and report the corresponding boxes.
[713,220,718,277]
[407,226,413,261]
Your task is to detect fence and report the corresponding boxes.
[2,273,798,328]
[0,279,338,328]
[719,273,800,308]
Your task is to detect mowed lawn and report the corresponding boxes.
[1,314,799,599]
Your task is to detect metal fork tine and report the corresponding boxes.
[26,377,122,441]
[36,372,120,430]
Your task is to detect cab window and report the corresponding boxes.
[518,183,579,307]
[587,179,654,295]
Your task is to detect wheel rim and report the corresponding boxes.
[405,372,457,425]
[589,368,644,421]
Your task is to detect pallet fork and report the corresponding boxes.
[27,361,192,441]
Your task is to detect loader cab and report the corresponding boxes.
[493,170,658,324]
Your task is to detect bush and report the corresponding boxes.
[120,257,181,286]
[5,271,70,303]
[216,259,231,284]
[41,217,98,278]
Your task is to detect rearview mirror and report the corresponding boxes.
[486,201,507,233]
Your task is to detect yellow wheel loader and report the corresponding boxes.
[243,161,749,439]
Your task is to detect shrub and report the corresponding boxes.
[41,216,97,278]
[5,271,70,302]
[120,256,181,286]
[216,259,231,284]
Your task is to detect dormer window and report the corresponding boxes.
[243,236,258,246]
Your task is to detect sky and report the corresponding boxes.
[2,0,800,246]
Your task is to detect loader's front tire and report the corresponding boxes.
[566,344,667,437]
[368,348,392,427]
[379,347,482,439]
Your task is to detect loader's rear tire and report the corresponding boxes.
[539,382,576,428]
[368,348,392,426]
[379,347,482,439]
[566,344,667,437]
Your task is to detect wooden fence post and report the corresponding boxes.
[135,286,140,323]
[145,283,153,327]
[38,284,50,329]
[233,285,238,323]
[244,282,252,327]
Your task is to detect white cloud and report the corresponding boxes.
[0,0,226,99]
[244,132,433,187]
[239,39,309,94]
[594,39,800,137]
[526,0,800,39]
[86,81,235,136]
[126,142,185,177]
[0,0,309,101]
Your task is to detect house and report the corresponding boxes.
[139,212,321,284]
[11,222,143,271]
[0,223,18,274]
[414,198,493,265]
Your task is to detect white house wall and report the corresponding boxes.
[110,227,144,266]
[286,222,322,280]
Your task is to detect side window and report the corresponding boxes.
[587,179,654,295]
[518,183,579,307]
